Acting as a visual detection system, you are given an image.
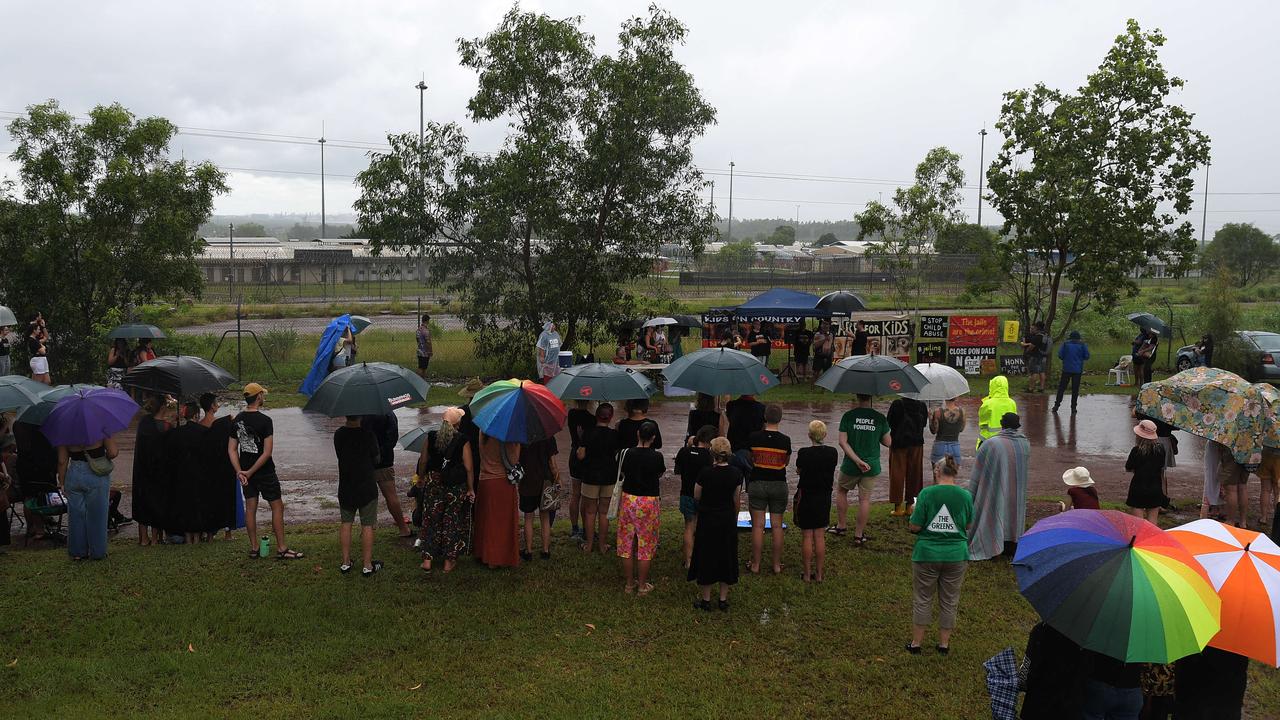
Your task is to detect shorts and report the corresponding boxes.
[245,473,282,502]
[29,355,49,375]
[340,497,378,525]
[519,494,542,514]
[615,493,659,560]
[1027,355,1046,374]
[417,355,431,370]
[838,470,876,493]
[374,467,395,486]
[580,482,614,501]
[679,495,698,522]
[748,479,788,514]
[1257,451,1280,487]
[1220,462,1248,487]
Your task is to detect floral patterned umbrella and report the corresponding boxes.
[1136,367,1277,468]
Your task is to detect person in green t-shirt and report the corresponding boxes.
[906,454,973,656]
[831,394,891,546]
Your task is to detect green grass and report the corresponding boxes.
[4,509,1276,718]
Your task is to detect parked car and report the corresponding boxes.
[1175,331,1280,382]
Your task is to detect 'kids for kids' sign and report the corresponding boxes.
[946,315,998,375]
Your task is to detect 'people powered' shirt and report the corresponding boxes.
[747,429,791,483]
[838,407,889,476]
[234,410,276,476]
[909,484,973,563]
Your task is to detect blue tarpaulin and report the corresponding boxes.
[299,314,352,396]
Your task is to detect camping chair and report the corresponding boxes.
[23,491,67,546]
[1107,355,1134,387]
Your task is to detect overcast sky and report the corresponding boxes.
[2,0,1277,236]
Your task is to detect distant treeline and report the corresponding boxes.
[198,214,359,240]
[714,218,862,245]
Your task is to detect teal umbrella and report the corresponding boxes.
[662,348,779,396]
[0,375,49,412]
[16,383,104,425]
[397,425,441,453]
[303,362,429,417]
[545,363,656,401]
[349,315,373,333]
[816,355,930,396]
[107,323,166,339]
[1127,312,1172,339]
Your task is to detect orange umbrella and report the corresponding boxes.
[1169,518,1280,666]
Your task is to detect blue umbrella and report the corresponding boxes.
[40,388,140,446]
[661,348,779,396]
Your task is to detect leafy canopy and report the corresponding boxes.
[1201,223,1279,288]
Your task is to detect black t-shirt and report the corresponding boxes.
[616,417,662,450]
[747,429,791,483]
[567,408,594,448]
[887,397,928,448]
[518,437,558,497]
[685,409,721,440]
[793,330,813,359]
[620,446,665,497]
[750,331,771,358]
[725,398,765,452]
[675,445,712,498]
[333,425,379,509]
[851,330,870,356]
[234,410,276,476]
[360,412,398,469]
[796,444,839,495]
[582,425,619,485]
[25,335,43,357]
[696,464,743,512]
[0,335,9,357]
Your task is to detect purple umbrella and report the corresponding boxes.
[40,387,140,446]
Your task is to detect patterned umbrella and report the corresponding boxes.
[545,363,656,401]
[1013,510,1220,663]
[1136,367,1276,467]
[1169,519,1280,666]
[470,379,567,444]
[661,347,779,396]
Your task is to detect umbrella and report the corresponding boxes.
[16,383,104,425]
[1168,519,1280,666]
[397,424,441,454]
[349,315,373,333]
[122,355,236,398]
[899,363,970,402]
[642,317,677,328]
[816,290,867,315]
[106,323,166,340]
[545,363,656,401]
[815,355,930,396]
[1136,367,1276,467]
[0,375,52,411]
[1013,510,1220,663]
[672,314,703,329]
[1127,312,1172,339]
[661,348,780,396]
[303,362,430,417]
[469,379,567,444]
[40,387,141,446]
[0,305,17,327]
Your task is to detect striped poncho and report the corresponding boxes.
[966,428,1031,561]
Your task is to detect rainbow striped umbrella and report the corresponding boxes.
[1013,510,1221,663]
[1169,519,1280,666]
[470,379,567,444]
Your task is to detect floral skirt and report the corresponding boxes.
[616,493,659,561]
[418,472,471,561]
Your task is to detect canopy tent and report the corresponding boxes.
[713,288,830,320]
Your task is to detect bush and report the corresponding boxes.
[259,328,301,363]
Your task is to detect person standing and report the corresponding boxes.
[362,411,412,538]
[132,396,175,546]
[688,437,742,611]
[1125,420,1168,524]
[811,321,833,375]
[229,384,303,560]
[566,399,594,542]
[418,408,474,574]
[1174,647,1249,720]
[967,412,1030,561]
[747,404,791,574]
[851,320,870,356]
[536,321,562,383]
[725,394,765,454]
[905,455,972,655]
[0,325,11,376]
[577,403,617,554]
[616,398,662,450]
[616,421,665,595]
[1053,330,1090,414]
[685,393,725,442]
[26,318,50,384]
[166,399,207,545]
[518,437,558,561]
[928,397,966,470]
[57,431,120,560]
[1218,453,1250,530]
[134,338,157,365]
[1131,327,1159,386]
[472,431,522,568]
[106,339,132,389]
[749,322,772,368]
[887,394,928,516]
[1020,322,1049,392]
[1257,446,1279,531]
[831,394,891,546]
[676,425,715,568]
[793,325,813,381]
[795,420,838,582]
[415,314,433,380]
[200,393,242,539]
[1194,333,1214,368]
[333,415,383,576]
[14,419,58,542]
[976,376,1017,448]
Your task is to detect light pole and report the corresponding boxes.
[415,78,428,141]
[795,204,800,243]
[977,127,988,227]
[727,161,735,242]
[319,128,327,239]
[1200,162,1210,249]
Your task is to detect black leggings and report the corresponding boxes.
[1055,372,1082,409]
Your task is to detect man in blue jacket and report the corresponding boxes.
[1052,330,1090,414]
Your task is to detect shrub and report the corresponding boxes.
[260,328,301,363]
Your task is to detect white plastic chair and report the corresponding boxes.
[1108,355,1133,386]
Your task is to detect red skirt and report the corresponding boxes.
[473,474,520,568]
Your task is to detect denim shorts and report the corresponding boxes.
[679,495,697,521]
[931,441,962,468]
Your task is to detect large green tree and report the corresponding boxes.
[855,146,965,316]
[1201,223,1279,288]
[355,6,715,372]
[0,101,226,381]
[986,20,1210,339]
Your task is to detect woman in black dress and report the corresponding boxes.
[1126,420,1167,524]
[198,393,242,539]
[688,437,743,611]
[166,400,207,544]
[685,393,723,442]
[132,397,175,545]
[795,420,839,582]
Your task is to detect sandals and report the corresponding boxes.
[362,560,384,577]
[826,526,847,536]
[905,643,922,655]
[339,563,353,574]
[636,582,655,597]
[852,536,869,547]
[276,548,304,560]
[247,548,260,559]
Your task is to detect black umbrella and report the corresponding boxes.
[815,355,930,395]
[122,356,235,397]
[672,314,704,329]
[107,323,167,340]
[816,290,867,315]
[1127,312,1172,339]
[303,362,430,417]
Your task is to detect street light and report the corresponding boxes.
[319,128,327,240]
[977,127,988,227]
[727,161,735,241]
[415,77,428,142]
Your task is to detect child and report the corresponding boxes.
[795,420,839,582]
[333,415,382,576]
[675,425,715,568]
[1060,467,1099,511]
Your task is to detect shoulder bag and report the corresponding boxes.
[540,461,563,512]
[606,448,629,520]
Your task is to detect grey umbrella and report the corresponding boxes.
[545,363,656,401]
[0,375,50,412]
[662,347,780,396]
[397,424,441,453]
[0,305,17,327]
[15,383,104,424]
[816,354,931,396]
[107,323,167,339]
[1126,312,1172,339]
[303,362,430,417]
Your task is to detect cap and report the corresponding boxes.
[243,382,269,397]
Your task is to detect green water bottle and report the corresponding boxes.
[259,535,270,558]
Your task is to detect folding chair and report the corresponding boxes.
[23,491,67,545]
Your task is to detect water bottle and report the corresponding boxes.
[259,535,270,558]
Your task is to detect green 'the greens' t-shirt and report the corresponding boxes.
[909,484,974,563]
[838,407,889,477]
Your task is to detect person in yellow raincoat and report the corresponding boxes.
[977,375,1018,449]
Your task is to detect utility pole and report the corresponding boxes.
[977,127,988,227]
[1200,162,1210,249]
[319,124,327,240]
[727,161,735,242]
[415,77,428,141]
[795,205,800,243]
[228,222,235,302]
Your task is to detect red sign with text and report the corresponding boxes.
[947,315,998,347]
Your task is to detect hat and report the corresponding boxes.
[1068,330,1081,340]
[1062,466,1094,487]
[1000,412,1021,430]
[457,377,484,398]
[1134,419,1158,440]
[243,382,268,397]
